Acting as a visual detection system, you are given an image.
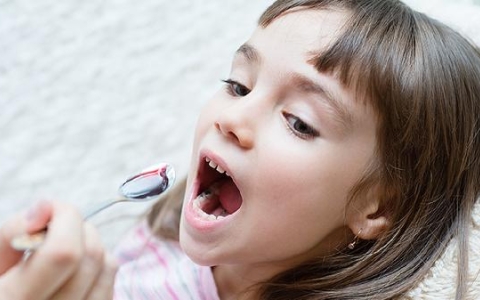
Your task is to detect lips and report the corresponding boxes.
[190,155,243,221]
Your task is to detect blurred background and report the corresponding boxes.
[1,0,480,248]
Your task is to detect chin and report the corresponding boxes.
[178,226,220,267]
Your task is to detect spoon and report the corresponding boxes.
[11,162,175,252]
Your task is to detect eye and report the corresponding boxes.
[222,79,251,97]
[283,112,320,139]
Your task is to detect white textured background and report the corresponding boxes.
[1,0,480,252]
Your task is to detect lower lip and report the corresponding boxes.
[184,192,235,233]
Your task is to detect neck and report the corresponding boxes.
[212,264,279,300]
[213,260,299,300]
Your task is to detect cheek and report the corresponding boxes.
[247,149,356,252]
[244,167,348,258]
[192,106,215,147]
[253,140,362,216]
[192,94,225,146]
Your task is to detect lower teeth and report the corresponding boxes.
[193,188,228,221]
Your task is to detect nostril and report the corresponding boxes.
[214,120,253,149]
[214,121,222,132]
[214,121,228,138]
[215,120,238,141]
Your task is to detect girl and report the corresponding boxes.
[115,0,480,299]
[1,0,479,299]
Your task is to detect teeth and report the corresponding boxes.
[192,195,228,221]
[193,157,232,222]
[193,181,230,222]
[208,160,218,169]
[205,157,229,176]
[198,189,215,202]
[195,182,221,206]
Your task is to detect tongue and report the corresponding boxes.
[218,179,242,214]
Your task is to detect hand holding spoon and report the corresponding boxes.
[11,162,175,252]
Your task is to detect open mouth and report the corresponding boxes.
[192,156,243,221]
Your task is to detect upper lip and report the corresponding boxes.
[202,150,231,174]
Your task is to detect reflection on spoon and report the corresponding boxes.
[11,162,175,252]
[119,163,173,200]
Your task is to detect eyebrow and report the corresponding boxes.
[235,43,354,130]
[235,43,262,64]
[290,73,354,130]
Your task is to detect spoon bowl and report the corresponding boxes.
[119,163,175,200]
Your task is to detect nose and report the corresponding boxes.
[214,103,255,149]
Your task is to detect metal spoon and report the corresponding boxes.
[11,162,175,251]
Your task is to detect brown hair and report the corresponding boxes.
[148,0,480,299]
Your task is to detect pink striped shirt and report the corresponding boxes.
[113,222,220,300]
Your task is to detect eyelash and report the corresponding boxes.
[222,79,251,97]
[221,79,320,140]
[283,112,320,139]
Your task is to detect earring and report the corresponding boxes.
[348,229,363,250]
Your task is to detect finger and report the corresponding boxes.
[50,223,105,300]
[24,200,53,233]
[0,214,27,274]
[0,201,52,274]
[2,201,85,300]
[86,254,118,300]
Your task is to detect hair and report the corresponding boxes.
[147,0,480,299]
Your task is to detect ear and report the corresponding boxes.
[345,192,390,241]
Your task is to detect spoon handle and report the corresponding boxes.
[82,198,126,220]
[11,198,125,252]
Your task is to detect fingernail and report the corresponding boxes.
[25,200,46,221]
[26,204,39,221]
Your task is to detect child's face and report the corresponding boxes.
[180,9,377,274]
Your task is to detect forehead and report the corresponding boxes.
[235,8,377,136]
[250,8,349,58]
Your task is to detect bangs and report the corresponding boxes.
[313,3,418,113]
[259,0,418,112]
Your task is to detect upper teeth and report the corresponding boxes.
[206,157,228,176]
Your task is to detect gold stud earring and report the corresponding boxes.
[348,229,363,250]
